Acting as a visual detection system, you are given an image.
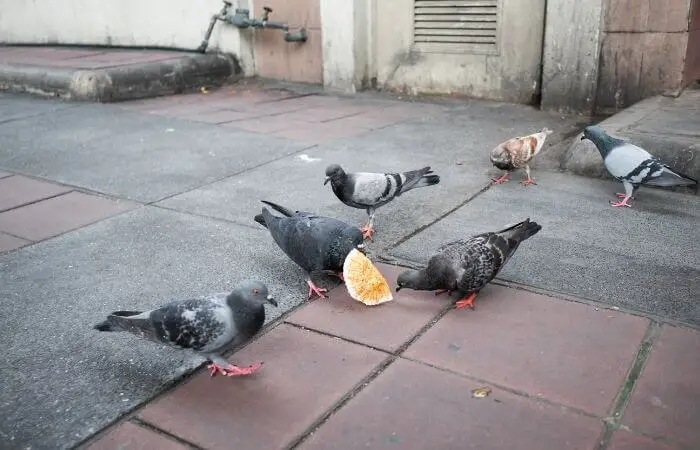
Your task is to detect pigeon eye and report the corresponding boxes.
[252,288,259,295]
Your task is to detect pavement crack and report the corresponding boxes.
[595,321,661,450]
[129,418,205,449]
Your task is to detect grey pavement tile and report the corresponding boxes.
[0,105,308,202]
[0,206,311,450]
[0,93,77,124]
[0,231,30,253]
[390,171,700,326]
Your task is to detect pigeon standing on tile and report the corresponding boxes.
[254,200,365,299]
[490,128,553,185]
[324,164,441,239]
[93,280,277,377]
[581,125,697,207]
[396,219,542,310]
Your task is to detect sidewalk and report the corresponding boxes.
[0,46,240,102]
[86,264,699,450]
[1,77,698,450]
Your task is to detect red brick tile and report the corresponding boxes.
[608,429,679,450]
[403,285,649,416]
[0,192,136,241]
[87,421,188,450]
[0,175,72,212]
[0,231,30,253]
[137,324,387,450]
[298,358,603,450]
[187,109,257,124]
[272,120,371,143]
[224,115,310,133]
[622,326,700,448]
[292,106,371,123]
[287,264,451,352]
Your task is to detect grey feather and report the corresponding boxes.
[396,219,542,299]
[93,280,276,360]
[325,164,441,211]
[582,126,697,189]
[253,200,364,278]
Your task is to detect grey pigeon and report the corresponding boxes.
[93,280,276,377]
[396,219,541,309]
[581,125,697,207]
[254,200,365,299]
[324,164,440,239]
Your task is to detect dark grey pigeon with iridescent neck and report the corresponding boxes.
[93,280,277,378]
[581,125,697,207]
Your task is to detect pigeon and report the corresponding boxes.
[490,128,553,185]
[324,164,441,239]
[93,280,276,377]
[396,219,541,310]
[254,200,365,299]
[581,125,697,207]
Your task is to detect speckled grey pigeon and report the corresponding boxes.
[254,200,365,299]
[396,219,541,310]
[93,280,276,377]
[324,164,440,240]
[581,125,697,207]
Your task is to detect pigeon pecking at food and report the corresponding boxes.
[490,128,553,186]
[93,280,277,377]
[396,219,542,310]
[324,164,440,240]
[581,125,697,207]
[254,200,365,300]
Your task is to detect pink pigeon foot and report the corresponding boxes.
[615,192,634,199]
[610,196,633,208]
[360,224,375,240]
[307,279,329,300]
[521,177,537,186]
[208,361,263,377]
[491,174,510,185]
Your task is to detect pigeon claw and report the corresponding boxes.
[491,174,510,185]
[207,361,263,377]
[610,196,633,208]
[307,280,329,300]
[360,225,375,240]
[455,292,478,310]
[520,178,537,186]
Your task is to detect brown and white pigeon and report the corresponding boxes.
[324,164,440,239]
[395,219,541,310]
[93,280,276,377]
[490,128,553,185]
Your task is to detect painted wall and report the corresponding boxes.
[0,0,256,75]
[372,0,547,104]
[684,0,700,83]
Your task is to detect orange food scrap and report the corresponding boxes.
[343,249,393,306]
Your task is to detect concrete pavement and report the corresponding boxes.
[0,83,698,450]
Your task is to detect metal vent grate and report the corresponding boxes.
[413,0,500,53]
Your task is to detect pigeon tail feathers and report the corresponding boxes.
[498,218,542,242]
[260,200,295,217]
[645,166,698,188]
[412,174,441,189]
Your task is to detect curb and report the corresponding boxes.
[0,52,242,102]
[561,94,700,188]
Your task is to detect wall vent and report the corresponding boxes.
[413,0,500,54]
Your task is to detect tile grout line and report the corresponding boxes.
[128,417,205,450]
[285,301,456,450]
[594,321,662,450]
[377,255,700,332]
[0,189,74,214]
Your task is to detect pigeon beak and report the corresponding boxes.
[580,135,586,141]
[323,177,330,185]
[395,286,402,292]
[356,244,366,254]
[266,295,278,307]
